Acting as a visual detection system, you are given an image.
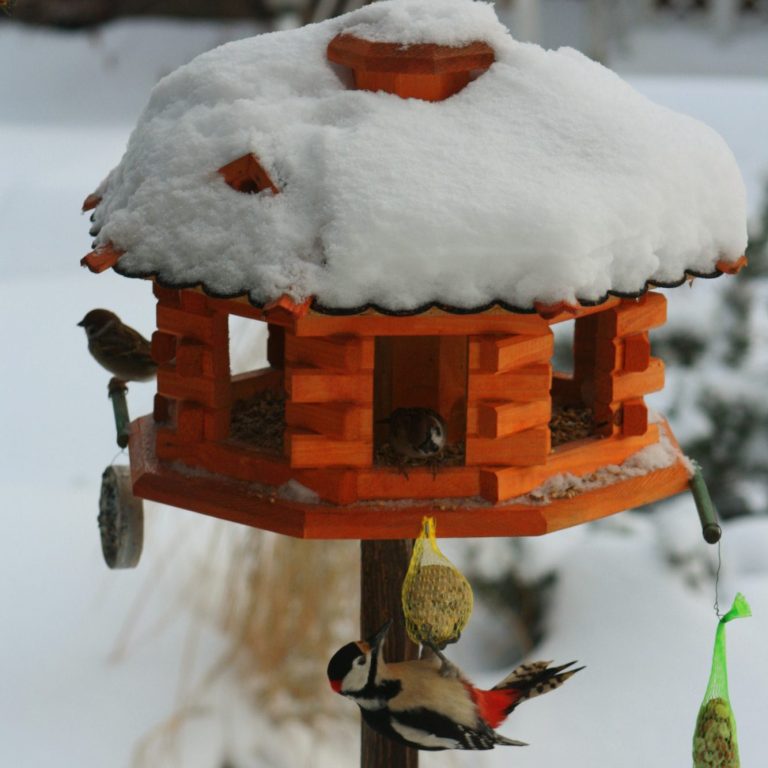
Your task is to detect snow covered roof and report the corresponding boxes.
[86,0,747,315]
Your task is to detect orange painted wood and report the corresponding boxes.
[593,357,664,402]
[80,244,122,273]
[153,394,171,423]
[716,255,747,274]
[479,423,660,502]
[156,305,225,346]
[474,332,553,373]
[436,336,469,443]
[475,399,551,438]
[175,401,204,443]
[621,398,648,437]
[218,153,279,195]
[204,407,230,441]
[293,468,359,505]
[355,467,480,500]
[264,294,312,325]
[285,333,374,371]
[573,313,599,374]
[592,338,622,374]
[285,402,372,440]
[286,367,372,403]
[129,416,690,539]
[151,331,176,365]
[153,282,181,307]
[597,292,667,338]
[267,324,285,369]
[157,366,229,409]
[551,373,583,406]
[207,295,265,320]
[180,288,209,314]
[82,192,101,211]
[465,426,550,467]
[176,339,204,377]
[534,300,581,319]
[539,456,690,535]
[623,333,651,372]
[389,336,438,410]
[468,364,552,401]
[230,368,284,402]
[544,297,622,326]
[327,35,494,76]
[294,309,550,338]
[179,437,293,487]
[592,401,620,437]
[197,443,291,485]
[285,429,371,468]
[155,426,195,462]
[354,70,471,101]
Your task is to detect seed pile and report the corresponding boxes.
[402,563,473,649]
[550,404,595,447]
[693,697,739,768]
[230,389,286,453]
[375,441,465,470]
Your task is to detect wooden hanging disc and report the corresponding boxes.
[98,465,144,569]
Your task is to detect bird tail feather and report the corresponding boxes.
[493,660,583,706]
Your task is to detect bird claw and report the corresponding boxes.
[426,645,460,678]
[439,659,460,678]
[108,377,128,396]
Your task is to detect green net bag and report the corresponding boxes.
[401,517,473,649]
[693,593,751,768]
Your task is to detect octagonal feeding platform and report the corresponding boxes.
[80,0,747,541]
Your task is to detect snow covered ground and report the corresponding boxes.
[1,15,767,768]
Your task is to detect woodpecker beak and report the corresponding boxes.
[366,619,392,654]
[77,319,85,327]
[329,679,342,693]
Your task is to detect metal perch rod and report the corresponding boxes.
[108,378,131,449]
[689,463,721,544]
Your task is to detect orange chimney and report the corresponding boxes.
[327,34,494,102]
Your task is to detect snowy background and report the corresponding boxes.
[1,10,767,768]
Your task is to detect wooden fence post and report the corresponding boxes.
[360,539,419,768]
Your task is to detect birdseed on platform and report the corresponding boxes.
[375,441,465,470]
[549,404,595,447]
[230,389,286,454]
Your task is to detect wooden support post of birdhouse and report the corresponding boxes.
[360,540,419,768]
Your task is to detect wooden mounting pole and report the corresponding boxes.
[360,540,419,768]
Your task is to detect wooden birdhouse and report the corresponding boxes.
[80,0,748,543]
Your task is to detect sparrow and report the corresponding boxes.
[327,620,582,751]
[78,308,157,384]
[385,407,447,460]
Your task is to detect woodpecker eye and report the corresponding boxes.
[355,656,366,666]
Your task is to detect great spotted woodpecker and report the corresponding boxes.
[327,620,582,751]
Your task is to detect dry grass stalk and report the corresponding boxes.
[217,530,360,724]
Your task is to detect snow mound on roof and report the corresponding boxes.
[90,0,747,311]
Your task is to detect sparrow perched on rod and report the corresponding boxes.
[327,620,582,751]
[78,309,157,384]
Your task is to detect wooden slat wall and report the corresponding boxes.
[153,286,232,461]
[588,292,667,437]
[466,331,553,469]
[284,332,375,476]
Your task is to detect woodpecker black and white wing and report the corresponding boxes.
[367,707,527,751]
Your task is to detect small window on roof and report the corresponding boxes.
[218,153,279,195]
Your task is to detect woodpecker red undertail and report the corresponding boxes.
[327,620,583,751]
